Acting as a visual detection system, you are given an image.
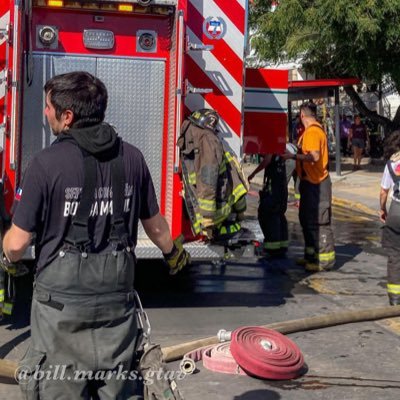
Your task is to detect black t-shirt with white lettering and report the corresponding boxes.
[12,135,159,272]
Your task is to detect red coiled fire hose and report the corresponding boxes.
[230,326,304,380]
[182,326,304,380]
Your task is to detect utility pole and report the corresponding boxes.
[335,88,341,176]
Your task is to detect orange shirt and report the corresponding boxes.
[296,123,329,184]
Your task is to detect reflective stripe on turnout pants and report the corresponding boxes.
[299,176,335,268]
[19,248,141,400]
[382,201,400,300]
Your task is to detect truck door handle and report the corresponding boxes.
[185,80,213,95]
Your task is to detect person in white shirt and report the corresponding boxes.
[380,130,400,306]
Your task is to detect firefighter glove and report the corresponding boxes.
[163,236,191,275]
[0,252,29,277]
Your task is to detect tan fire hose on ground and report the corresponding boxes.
[162,305,400,362]
[1,305,400,382]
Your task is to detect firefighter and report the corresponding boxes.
[177,108,249,242]
[2,71,190,398]
[283,101,335,272]
[380,130,400,306]
[248,144,296,258]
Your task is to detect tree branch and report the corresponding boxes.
[344,86,396,134]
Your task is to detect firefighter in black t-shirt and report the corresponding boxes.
[2,71,190,398]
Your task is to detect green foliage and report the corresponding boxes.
[250,0,400,91]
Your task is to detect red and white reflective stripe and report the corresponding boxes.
[186,0,246,156]
[0,11,9,46]
[189,0,245,59]
[214,0,245,35]
[0,5,10,148]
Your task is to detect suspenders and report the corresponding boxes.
[64,139,130,251]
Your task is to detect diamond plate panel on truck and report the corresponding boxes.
[135,239,225,260]
[97,58,165,239]
[96,58,165,202]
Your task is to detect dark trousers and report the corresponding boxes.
[19,248,142,400]
[382,201,400,302]
[299,177,335,268]
[258,189,288,253]
[340,138,349,156]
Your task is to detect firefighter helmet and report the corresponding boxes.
[189,109,219,131]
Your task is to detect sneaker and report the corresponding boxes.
[304,262,324,272]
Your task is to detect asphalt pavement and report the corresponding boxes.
[1,156,400,400]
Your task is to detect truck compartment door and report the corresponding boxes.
[244,68,288,155]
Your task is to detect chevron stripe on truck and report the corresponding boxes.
[185,0,247,157]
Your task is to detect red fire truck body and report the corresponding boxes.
[0,0,287,259]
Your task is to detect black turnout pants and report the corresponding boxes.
[258,189,288,254]
[299,177,335,269]
[19,248,142,400]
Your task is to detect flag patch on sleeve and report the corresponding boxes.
[15,187,22,201]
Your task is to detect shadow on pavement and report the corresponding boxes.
[135,257,313,309]
[233,389,281,400]
[332,244,364,270]
[329,158,384,174]
[0,330,30,359]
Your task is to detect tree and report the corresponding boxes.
[250,0,400,133]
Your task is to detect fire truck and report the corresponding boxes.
[0,0,287,260]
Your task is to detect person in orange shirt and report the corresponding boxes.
[283,102,335,271]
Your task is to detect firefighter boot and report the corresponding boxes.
[262,247,287,260]
[214,221,255,245]
[296,249,316,266]
[304,262,324,272]
[388,294,400,306]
